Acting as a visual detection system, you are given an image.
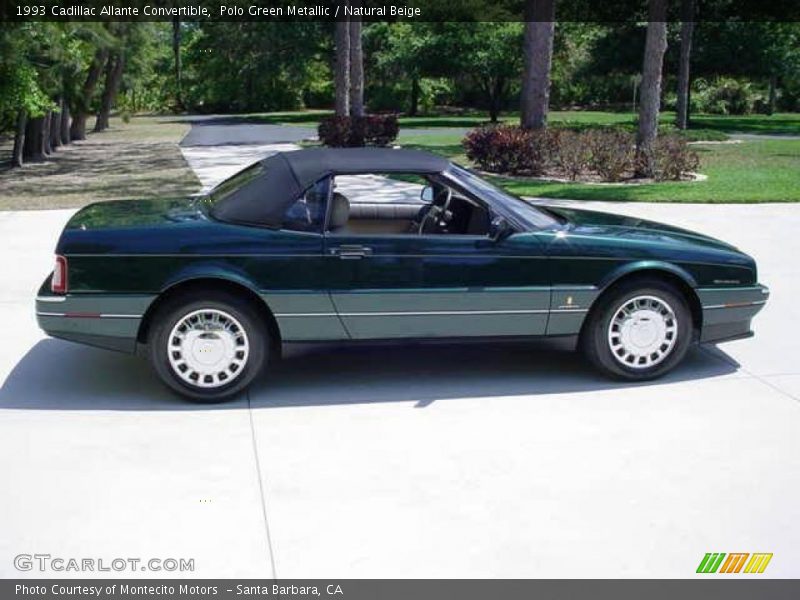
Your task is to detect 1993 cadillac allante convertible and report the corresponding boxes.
[36,148,769,401]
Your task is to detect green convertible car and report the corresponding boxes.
[36,148,768,401]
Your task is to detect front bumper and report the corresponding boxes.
[697,284,769,344]
[36,276,154,354]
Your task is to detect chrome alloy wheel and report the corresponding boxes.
[167,309,250,388]
[607,295,678,369]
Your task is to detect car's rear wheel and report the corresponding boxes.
[581,278,693,380]
[148,291,268,402]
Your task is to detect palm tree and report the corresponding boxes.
[334,19,350,117]
[636,0,668,177]
[349,2,364,117]
[172,17,184,110]
[520,0,556,130]
[675,0,695,129]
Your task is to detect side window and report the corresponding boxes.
[282,177,330,233]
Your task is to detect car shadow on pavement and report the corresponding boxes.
[0,340,224,411]
[0,337,740,411]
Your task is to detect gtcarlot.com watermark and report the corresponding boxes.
[14,553,195,573]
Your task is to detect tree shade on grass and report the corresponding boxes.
[0,116,199,210]
[252,109,800,137]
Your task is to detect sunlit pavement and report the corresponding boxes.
[181,143,300,191]
[1,201,799,578]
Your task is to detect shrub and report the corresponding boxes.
[361,114,400,146]
[318,116,350,147]
[551,130,592,181]
[692,77,765,115]
[651,134,700,181]
[586,129,635,182]
[462,126,699,183]
[462,125,550,175]
[318,114,399,147]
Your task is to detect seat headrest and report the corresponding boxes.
[329,192,350,230]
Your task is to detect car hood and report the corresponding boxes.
[545,206,740,252]
[65,197,206,230]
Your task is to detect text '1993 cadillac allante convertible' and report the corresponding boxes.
[36,148,769,401]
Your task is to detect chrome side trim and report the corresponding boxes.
[275,308,589,317]
[36,312,142,319]
[341,310,550,317]
[36,296,66,303]
[702,300,767,310]
[274,313,338,317]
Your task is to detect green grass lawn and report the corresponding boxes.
[259,109,800,138]
[401,130,800,203]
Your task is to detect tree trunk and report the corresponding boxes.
[488,78,505,123]
[23,116,46,162]
[767,75,777,115]
[520,0,556,130]
[11,110,27,168]
[636,1,668,178]
[172,17,183,110]
[675,0,695,130]
[41,112,50,156]
[51,99,63,149]
[94,53,125,132]
[71,48,107,141]
[349,9,364,117]
[60,101,71,145]
[334,19,350,117]
[410,77,420,116]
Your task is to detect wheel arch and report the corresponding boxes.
[586,263,703,336]
[136,276,282,358]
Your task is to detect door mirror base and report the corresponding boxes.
[489,216,513,242]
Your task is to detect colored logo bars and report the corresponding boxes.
[696,553,773,574]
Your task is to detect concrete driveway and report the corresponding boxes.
[1,202,798,578]
[177,116,314,191]
[1,125,799,577]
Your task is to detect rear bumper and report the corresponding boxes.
[697,284,769,344]
[36,276,154,354]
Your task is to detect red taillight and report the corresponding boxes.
[52,255,68,294]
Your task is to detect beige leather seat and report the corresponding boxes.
[328,192,350,233]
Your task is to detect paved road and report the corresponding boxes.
[730,132,800,141]
[1,134,799,577]
[179,115,315,147]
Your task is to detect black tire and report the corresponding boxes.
[581,278,693,381]
[147,291,268,402]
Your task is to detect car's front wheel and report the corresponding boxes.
[148,291,268,401]
[581,279,693,380]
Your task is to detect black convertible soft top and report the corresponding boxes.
[210,147,450,227]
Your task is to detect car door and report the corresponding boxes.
[325,225,550,340]
[254,176,349,342]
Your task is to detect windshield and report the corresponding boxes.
[446,164,561,229]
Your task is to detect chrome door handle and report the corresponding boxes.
[330,245,373,259]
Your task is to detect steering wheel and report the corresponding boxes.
[417,187,452,235]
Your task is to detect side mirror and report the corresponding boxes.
[420,185,434,203]
[489,216,513,242]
